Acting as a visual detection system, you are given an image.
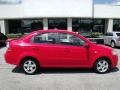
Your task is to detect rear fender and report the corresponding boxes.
[17,52,40,66]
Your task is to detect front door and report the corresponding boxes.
[57,33,88,67]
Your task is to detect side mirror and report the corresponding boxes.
[84,44,90,48]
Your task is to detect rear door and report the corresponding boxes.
[104,32,113,45]
[32,32,61,67]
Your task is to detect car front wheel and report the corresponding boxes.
[22,58,40,75]
[94,58,111,74]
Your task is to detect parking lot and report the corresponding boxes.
[0,46,120,90]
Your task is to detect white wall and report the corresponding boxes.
[0,5,23,19]
[0,0,93,19]
[107,19,113,32]
[0,20,6,34]
[94,4,120,18]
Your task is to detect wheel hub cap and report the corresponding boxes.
[23,60,36,73]
[97,60,109,73]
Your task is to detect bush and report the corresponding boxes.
[6,33,23,39]
[91,32,103,38]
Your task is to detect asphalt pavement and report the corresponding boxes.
[0,46,120,90]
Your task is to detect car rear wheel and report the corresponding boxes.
[22,58,40,75]
[94,58,111,74]
[111,41,116,48]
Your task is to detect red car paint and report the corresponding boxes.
[4,30,118,69]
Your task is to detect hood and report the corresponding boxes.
[92,43,112,51]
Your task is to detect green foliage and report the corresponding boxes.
[6,33,23,39]
[91,32,103,38]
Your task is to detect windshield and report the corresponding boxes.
[116,33,120,36]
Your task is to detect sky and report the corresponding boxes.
[94,0,120,3]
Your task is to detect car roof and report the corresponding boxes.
[30,29,79,35]
[36,29,74,33]
[20,29,92,44]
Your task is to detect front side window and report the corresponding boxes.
[33,33,57,44]
[58,33,85,46]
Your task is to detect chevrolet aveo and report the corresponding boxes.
[5,30,118,75]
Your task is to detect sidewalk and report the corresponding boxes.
[0,47,7,65]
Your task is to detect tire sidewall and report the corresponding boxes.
[94,58,111,74]
[111,41,115,48]
[22,59,40,75]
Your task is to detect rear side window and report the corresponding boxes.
[58,33,85,46]
[33,33,57,44]
[116,33,120,36]
[105,33,113,36]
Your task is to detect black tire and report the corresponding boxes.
[21,58,40,75]
[94,58,111,74]
[111,41,116,48]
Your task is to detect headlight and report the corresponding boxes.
[112,49,117,55]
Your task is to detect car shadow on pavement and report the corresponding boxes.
[111,67,119,72]
[12,67,119,74]
[114,47,120,49]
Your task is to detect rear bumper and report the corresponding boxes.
[4,50,18,65]
[116,41,120,47]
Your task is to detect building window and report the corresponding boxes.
[72,19,93,33]
[72,18,105,34]
[8,19,43,34]
[48,18,67,30]
[113,19,120,31]
[93,19,105,33]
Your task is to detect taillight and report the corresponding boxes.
[118,37,120,41]
[6,41,10,48]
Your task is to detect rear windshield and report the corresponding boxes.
[116,33,120,36]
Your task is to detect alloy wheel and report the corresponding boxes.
[22,59,39,75]
[94,59,110,74]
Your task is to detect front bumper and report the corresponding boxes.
[111,54,118,68]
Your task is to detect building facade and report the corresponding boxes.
[0,0,120,35]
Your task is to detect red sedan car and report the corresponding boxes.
[4,30,118,74]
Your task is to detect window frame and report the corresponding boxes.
[57,32,86,46]
[31,32,58,44]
